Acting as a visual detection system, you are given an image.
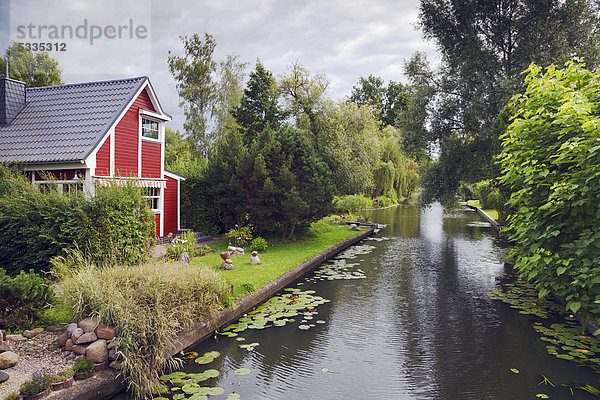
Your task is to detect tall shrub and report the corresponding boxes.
[500,60,600,324]
[0,165,155,273]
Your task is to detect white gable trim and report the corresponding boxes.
[83,79,170,167]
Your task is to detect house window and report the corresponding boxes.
[36,181,83,196]
[143,187,160,211]
[141,118,159,140]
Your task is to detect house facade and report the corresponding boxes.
[0,76,184,237]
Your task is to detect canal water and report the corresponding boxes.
[153,203,600,399]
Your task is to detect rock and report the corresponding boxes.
[349,224,360,231]
[0,329,5,342]
[85,339,108,363]
[0,351,19,369]
[220,251,231,261]
[22,329,43,339]
[220,261,235,270]
[57,332,69,346]
[107,341,117,350]
[108,348,117,361]
[96,325,116,340]
[179,251,190,265]
[72,344,87,355]
[94,360,110,371]
[71,328,84,342]
[5,334,26,342]
[79,316,99,333]
[0,370,8,383]
[0,343,10,353]
[250,251,261,265]
[65,338,74,351]
[66,323,78,337]
[227,246,244,255]
[75,332,97,345]
[66,352,76,360]
[225,258,233,264]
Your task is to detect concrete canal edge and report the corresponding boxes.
[167,226,375,356]
[466,204,506,240]
[48,226,374,400]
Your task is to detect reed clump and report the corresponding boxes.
[56,257,230,399]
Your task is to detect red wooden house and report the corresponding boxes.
[0,76,184,237]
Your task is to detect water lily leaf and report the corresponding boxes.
[236,337,246,341]
[299,325,310,330]
[510,368,519,374]
[203,369,220,378]
[227,393,241,399]
[208,387,226,396]
[182,383,202,394]
[189,394,209,400]
[536,394,549,399]
[173,395,185,400]
[321,367,329,373]
[234,368,252,376]
[207,351,220,358]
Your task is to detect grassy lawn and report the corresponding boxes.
[191,218,364,299]
[466,199,500,221]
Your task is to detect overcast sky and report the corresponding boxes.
[1,0,439,132]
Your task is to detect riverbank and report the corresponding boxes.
[38,222,374,400]
[468,203,600,339]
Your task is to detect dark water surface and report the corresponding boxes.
[136,203,600,399]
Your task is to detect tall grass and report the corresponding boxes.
[55,258,230,399]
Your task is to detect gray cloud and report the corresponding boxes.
[3,0,439,132]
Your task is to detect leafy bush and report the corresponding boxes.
[249,237,268,252]
[332,194,372,213]
[0,164,155,274]
[500,60,600,324]
[166,231,197,260]
[82,185,155,267]
[0,269,53,331]
[3,392,19,400]
[226,225,253,247]
[72,359,93,374]
[20,369,52,396]
[56,257,230,399]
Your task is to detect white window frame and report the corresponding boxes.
[142,187,161,213]
[141,117,160,141]
[35,180,84,196]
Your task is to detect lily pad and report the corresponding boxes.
[208,387,226,396]
[227,394,241,400]
[321,367,329,373]
[510,368,519,374]
[203,369,220,378]
[234,368,252,376]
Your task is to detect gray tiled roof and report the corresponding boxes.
[0,77,148,164]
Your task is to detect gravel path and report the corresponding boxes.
[0,331,74,399]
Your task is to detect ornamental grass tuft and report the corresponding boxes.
[55,257,230,399]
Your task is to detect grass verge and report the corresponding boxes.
[192,217,364,299]
[467,199,500,221]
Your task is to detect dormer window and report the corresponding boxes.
[141,117,159,139]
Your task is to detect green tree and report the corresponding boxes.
[164,127,206,178]
[279,61,329,136]
[168,33,246,154]
[499,59,600,324]
[349,75,407,127]
[232,60,286,145]
[168,33,217,154]
[417,0,600,199]
[1,42,62,87]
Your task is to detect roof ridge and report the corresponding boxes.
[27,76,148,91]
